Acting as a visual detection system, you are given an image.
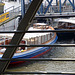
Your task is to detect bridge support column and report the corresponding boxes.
[56,0,58,6]
[21,0,25,18]
[73,0,75,12]
[59,0,62,14]
[40,3,43,14]
[56,0,58,12]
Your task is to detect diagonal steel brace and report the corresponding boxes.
[0,0,43,72]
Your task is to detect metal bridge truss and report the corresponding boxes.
[0,0,75,26]
[37,0,75,14]
[5,0,75,15]
[0,0,75,74]
[27,0,75,15]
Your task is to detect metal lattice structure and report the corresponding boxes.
[28,0,75,14]
[0,0,75,25]
[0,0,75,74]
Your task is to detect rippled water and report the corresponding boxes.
[7,38,75,74]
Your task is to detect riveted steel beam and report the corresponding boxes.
[21,0,25,18]
[35,14,75,18]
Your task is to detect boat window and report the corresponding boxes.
[68,23,72,26]
[33,23,49,29]
[58,22,62,26]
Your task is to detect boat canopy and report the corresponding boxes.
[0,27,51,40]
[23,27,50,39]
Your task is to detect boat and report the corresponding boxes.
[54,18,75,39]
[0,23,58,65]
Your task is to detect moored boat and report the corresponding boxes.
[54,18,75,39]
[0,23,58,65]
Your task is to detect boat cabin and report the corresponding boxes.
[56,18,75,29]
[0,23,54,54]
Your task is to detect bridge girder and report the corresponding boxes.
[27,0,75,15]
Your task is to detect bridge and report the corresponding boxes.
[27,0,75,15]
[0,0,75,26]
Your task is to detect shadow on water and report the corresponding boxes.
[8,60,39,69]
[8,53,51,69]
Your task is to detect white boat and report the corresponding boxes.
[54,18,75,39]
[0,23,58,65]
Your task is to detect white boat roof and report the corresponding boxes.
[57,18,75,24]
[33,23,48,26]
[24,27,50,39]
[0,27,51,40]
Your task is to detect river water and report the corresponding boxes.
[6,38,75,74]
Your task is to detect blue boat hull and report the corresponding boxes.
[10,35,58,65]
[11,47,52,65]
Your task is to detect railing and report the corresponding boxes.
[0,30,75,74]
[4,6,15,13]
[0,6,21,30]
[6,6,21,21]
[0,0,75,74]
[0,6,21,24]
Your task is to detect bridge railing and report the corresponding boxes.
[0,6,21,23]
[4,6,15,13]
[8,6,21,20]
[0,6,21,31]
[39,5,74,15]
